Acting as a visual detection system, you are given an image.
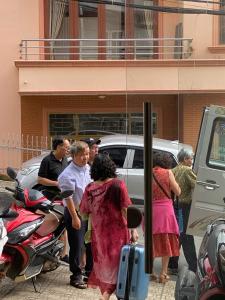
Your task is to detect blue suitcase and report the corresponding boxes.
[116,244,149,300]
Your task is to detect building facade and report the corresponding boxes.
[2,0,225,153]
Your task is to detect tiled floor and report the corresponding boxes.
[0,265,176,300]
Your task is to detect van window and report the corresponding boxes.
[207,118,225,169]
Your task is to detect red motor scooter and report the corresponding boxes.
[175,218,225,300]
[0,167,72,283]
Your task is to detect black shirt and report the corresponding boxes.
[38,151,68,192]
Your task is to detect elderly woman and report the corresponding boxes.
[168,148,197,276]
[152,151,181,283]
[80,153,136,300]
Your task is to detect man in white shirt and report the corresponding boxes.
[58,141,91,289]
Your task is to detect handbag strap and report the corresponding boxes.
[153,172,171,199]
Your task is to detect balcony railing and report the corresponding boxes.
[19,38,193,61]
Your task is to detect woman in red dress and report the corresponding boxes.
[152,151,181,283]
[80,153,136,300]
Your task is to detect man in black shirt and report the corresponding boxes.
[38,136,70,263]
[38,136,70,200]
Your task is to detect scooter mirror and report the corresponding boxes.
[127,206,143,229]
[7,167,17,180]
[0,192,15,215]
[59,190,74,199]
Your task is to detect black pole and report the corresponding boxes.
[144,102,153,274]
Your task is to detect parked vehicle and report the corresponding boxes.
[176,105,225,299]
[0,167,73,282]
[188,105,225,237]
[0,193,18,257]
[16,134,193,208]
[175,219,225,300]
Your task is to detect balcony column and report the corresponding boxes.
[70,0,79,60]
[98,4,106,60]
[125,0,134,60]
[43,0,51,60]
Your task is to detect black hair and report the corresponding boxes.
[91,153,117,181]
[52,136,66,150]
[153,151,173,169]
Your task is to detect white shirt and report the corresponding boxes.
[58,161,91,208]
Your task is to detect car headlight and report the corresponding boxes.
[7,218,43,244]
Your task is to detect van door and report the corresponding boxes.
[188,105,225,236]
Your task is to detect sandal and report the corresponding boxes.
[70,280,87,289]
[159,273,170,284]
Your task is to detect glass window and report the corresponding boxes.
[131,112,157,135]
[49,0,70,60]
[49,114,74,135]
[79,3,98,17]
[133,149,144,169]
[49,112,158,137]
[132,148,177,169]
[106,3,125,59]
[133,0,154,59]
[99,147,127,168]
[207,118,225,169]
[79,2,98,59]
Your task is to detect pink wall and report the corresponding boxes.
[0,0,40,135]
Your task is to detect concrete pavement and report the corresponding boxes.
[0,180,202,299]
[0,264,176,300]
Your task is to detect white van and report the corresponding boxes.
[188,105,225,236]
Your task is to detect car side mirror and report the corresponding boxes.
[127,206,143,229]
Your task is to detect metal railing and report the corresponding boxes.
[19,38,193,60]
[0,134,50,174]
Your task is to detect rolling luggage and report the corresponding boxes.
[116,244,149,300]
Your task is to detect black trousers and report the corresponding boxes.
[83,220,93,277]
[168,203,197,273]
[64,207,86,281]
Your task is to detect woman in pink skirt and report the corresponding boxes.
[152,151,181,283]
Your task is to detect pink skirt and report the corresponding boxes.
[153,233,180,257]
[153,198,179,235]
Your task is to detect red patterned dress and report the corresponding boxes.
[80,178,131,294]
[152,167,180,258]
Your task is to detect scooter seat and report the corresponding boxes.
[52,205,64,215]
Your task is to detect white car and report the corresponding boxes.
[16,134,193,207]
